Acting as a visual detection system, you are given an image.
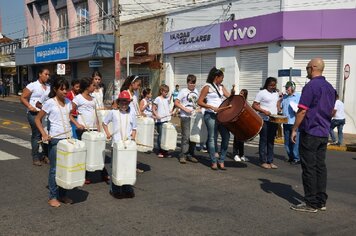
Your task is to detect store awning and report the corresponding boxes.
[121,54,159,65]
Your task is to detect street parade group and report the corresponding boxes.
[20,58,339,213]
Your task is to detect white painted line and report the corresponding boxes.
[0,150,20,160]
[0,134,32,149]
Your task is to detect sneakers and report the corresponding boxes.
[318,204,327,211]
[240,156,249,162]
[290,203,318,213]
[234,155,242,162]
[179,157,187,164]
[157,153,164,158]
[187,156,198,163]
[290,160,301,165]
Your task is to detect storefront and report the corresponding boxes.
[163,8,356,133]
[15,34,114,101]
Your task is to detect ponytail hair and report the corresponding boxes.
[206,67,224,84]
[120,75,140,92]
[141,88,151,100]
[48,77,69,98]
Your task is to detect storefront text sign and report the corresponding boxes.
[163,24,220,54]
[34,41,69,64]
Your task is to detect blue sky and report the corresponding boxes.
[0,0,26,39]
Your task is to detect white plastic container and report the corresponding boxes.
[112,140,137,186]
[97,109,113,134]
[136,117,154,152]
[82,131,106,171]
[161,122,177,151]
[56,139,86,189]
[190,112,208,143]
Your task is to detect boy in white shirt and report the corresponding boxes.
[103,90,137,199]
[329,94,346,146]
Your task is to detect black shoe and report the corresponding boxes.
[124,191,135,198]
[109,191,125,199]
[290,160,301,165]
[290,203,318,213]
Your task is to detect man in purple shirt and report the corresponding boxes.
[290,58,336,213]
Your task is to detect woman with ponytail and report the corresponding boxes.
[197,67,231,170]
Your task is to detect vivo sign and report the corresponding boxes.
[223,24,257,42]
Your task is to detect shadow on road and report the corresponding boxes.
[68,188,89,204]
[258,178,303,205]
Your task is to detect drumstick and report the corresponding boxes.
[217,104,232,112]
[38,130,71,143]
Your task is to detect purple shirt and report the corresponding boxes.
[298,76,336,137]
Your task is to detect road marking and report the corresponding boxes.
[0,150,20,160]
[0,134,32,149]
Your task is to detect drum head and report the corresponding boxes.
[217,95,245,123]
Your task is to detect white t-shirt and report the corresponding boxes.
[42,98,72,139]
[153,96,171,123]
[333,100,345,120]
[177,88,199,117]
[26,80,50,111]
[72,94,97,129]
[103,109,137,144]
[254,89,279,116]
[142,98,153,118]
[127,90,140,116]
[91,88,104,109]
[204,83,225,113]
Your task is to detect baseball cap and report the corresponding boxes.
[118,90,131,101]
[285,81,296,90]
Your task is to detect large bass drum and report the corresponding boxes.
[217,95,263,141]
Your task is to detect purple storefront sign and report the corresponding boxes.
[163,24,220,54]
[220,13,283,48]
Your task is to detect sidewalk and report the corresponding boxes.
[2,94,355,152]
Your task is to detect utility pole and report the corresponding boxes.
[113,0,121,100]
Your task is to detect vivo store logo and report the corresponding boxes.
[223,24,257,41]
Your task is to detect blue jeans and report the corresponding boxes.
[204,112,230,164]
[329,119,345,144]
[283,124,300,161]
[259,121,278,164]
[48,138,67,200]
[155,122,166,152]
[27,111,43,161]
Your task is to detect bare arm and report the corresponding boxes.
[69,102,85,130]
[252,102,271,116]
[291,108,307,143]
[102,123,111,140]
[131,130,137,140]
[20,88,37,112]
[222,85,230,98]
[35,110,50,141]
[174,99,193,114]
[152,103,160,119]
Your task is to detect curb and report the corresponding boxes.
[275,138,356,152]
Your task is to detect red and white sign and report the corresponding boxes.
[57,63,65,75]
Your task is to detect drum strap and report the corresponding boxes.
[209,83,223,98]
[114,110,129,141]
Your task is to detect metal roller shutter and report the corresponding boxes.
[239,47,268,103]
[174,53,216,91]
[294,46,341,92]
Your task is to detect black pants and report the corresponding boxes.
[299,131,328,208]
[233,136,244,156]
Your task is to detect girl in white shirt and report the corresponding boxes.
[117,75,141,116]
[139,88,154,118]
[35,78,73,208]
[198,67,231,170]
[71,77,109,184]
[20,68,50,166]
[153,84,172,158]
[102,90,137,199]
[252,77,279,169]
[91,71,105,109]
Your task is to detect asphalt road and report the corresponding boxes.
[1,99,356,235]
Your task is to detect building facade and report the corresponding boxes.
[163,0,356,134]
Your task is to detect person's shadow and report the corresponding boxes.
[259,178,303,205]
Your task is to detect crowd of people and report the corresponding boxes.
[19,58,340,213]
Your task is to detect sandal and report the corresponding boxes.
[218,163,226,170]
[211,163,218,171]
[48,199,61,208]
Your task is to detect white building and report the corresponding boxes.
[163,0,356,134]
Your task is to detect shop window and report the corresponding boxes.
[97,0,113,31]
[41,13,51,43]
[76,1,90,36]
[58,8,68,40]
